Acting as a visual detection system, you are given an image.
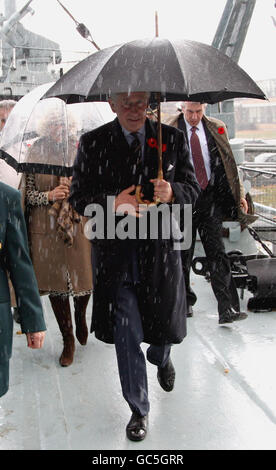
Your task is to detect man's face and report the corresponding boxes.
[0,107,11,130]
[182,102,205,127]
[109,92,148,132]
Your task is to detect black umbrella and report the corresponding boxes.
[43,37,266,201]
[43,37,266,104]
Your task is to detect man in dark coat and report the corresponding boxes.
[69,92,200,441]
[0,181,46,397]
[165,101,255,324]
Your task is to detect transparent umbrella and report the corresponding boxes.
[0,82,114,176]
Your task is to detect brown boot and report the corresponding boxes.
[49,295,75,367]
[73,294,90,345]
[59,334,75,367]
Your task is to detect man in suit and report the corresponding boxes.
[69,92,200,441]
[0,181,46,397]
[165,101,255,324]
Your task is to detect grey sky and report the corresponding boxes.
[4,0,276,81]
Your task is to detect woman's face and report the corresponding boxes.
[47,123,64,142]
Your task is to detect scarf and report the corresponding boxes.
[49,199,81,247]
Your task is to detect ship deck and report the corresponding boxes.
[1,267,276,452]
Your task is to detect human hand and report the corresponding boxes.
[26,331,46,349]
[48,184,70,202]
[240,197,248,214]
[114,185,146,218]
[59,176,72,187]
[150,179,173,203]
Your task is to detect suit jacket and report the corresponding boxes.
[0,182,46,397]
[69,117,200,345]
[164,112,256,226]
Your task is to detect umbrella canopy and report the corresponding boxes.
[43,37,266,104]
[0,83,114,176]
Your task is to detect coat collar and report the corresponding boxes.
[111,116,157,137]
[106,118,158,179]
[108,117,168,179]
[110,117,158,153]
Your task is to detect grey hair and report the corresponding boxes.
[36,111,78,137]
[109,92,150,102]
[0,99,17,110]
[181,101,207,109]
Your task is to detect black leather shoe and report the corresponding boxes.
[126,412,148,441]
[157,357,175,392]
[219,307,248,325]
[186,305,193,317]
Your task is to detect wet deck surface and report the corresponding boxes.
[1,270,276,451]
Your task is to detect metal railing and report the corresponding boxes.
[239,163,276,251]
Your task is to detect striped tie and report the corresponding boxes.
[130,132,143,185]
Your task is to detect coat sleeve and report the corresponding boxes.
[219,122,245,200]
[70,134,99,216]
[170,129,200,206]
[5,190,46,334]
[69,132,115,217]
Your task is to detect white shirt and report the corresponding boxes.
[184,118,211,182]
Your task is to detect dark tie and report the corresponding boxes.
[190,126,208,190]
[130,132,143,185]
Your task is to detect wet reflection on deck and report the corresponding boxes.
[1,272,276,451]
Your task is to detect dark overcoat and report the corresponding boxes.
[69,117,200,345]
[0,182,46,397]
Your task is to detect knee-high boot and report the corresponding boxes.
[73,294,90,345]
[49,295,75,367]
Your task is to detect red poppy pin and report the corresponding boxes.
[218,126,225,135]
[147,137,167,152]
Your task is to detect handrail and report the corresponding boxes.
[239,163,276,176]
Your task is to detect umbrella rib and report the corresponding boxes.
[44,37,266,103]
[167,39,189,99]
[86,42,138,99]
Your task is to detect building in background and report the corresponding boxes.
[235,78,276,139]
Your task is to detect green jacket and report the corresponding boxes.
[0,181,46,397]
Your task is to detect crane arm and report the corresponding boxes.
[56,0,100,50]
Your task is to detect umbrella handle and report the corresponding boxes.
[135,167,163,205]
[135,184,156,206]
[135,93,163,206]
